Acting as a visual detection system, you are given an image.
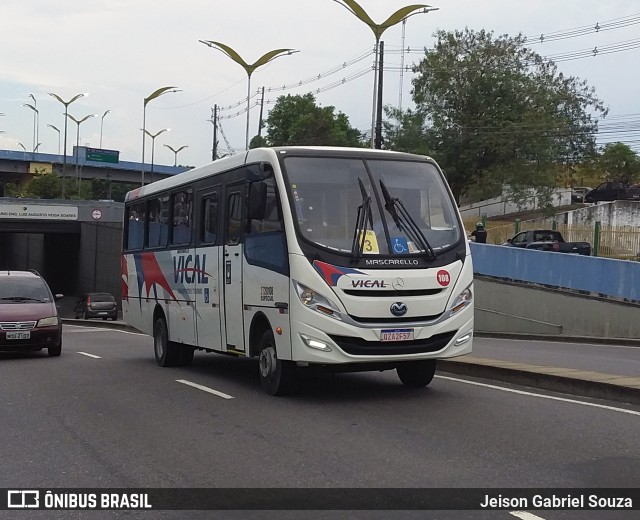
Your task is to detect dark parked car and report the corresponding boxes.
[504,230,591,256]
[584,182,640,203]
[0,270,63,356]
[75,293,118,320]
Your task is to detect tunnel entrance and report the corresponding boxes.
[0,226,80,295]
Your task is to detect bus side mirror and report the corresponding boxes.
[248,181,267,220]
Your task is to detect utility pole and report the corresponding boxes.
[257,86,266,139]
[374,41,384,150]
[210,105,219,161]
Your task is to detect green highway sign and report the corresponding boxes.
[86,147,119,164]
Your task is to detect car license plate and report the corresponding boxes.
[6,331,31,340]
[98,312,107,315]
[381,329,414,342]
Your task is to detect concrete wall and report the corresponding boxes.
[77,222,122,301]
[5,233,45,272]
[474,277,640,339]
[459,188,572,219]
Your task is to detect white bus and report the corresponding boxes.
[122,147,473,395]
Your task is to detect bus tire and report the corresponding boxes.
[258,329,295,396]
[396,360,437,387]
[179,346,195,366]
[154,317,181,367]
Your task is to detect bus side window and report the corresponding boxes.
[249,177,283,234]
[201,193,219,244]
[226,192,243,245]
[147,195,169,248]
[171,189,193,246]
[245,177,288,274]
[126,203,146,250]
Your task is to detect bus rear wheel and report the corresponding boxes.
[258,330,295,396]
[396,360,437,387]
[154,317,181,367]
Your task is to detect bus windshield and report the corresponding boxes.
[282,156,462,256]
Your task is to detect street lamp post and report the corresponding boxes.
[199,41,298,151]
[398,7,438,112]
[66,113,95,191]
[100,109,111,148]
[23,101,39,152]
[48,92,87,199]
[143,128,170,181]
[330,0,431,147]
[164,144,188,167]
[142,87,180,187]
[47,124,61,155]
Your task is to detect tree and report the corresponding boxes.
[264,93,364,147]
[403,28,607,203]
[26,174,62,199]
[597,142,640,183]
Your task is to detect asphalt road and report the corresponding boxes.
[1,324,638,520]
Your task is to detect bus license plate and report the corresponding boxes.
[6,331,31,340]
[381,329,413,342]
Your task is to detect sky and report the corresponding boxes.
[2,0,640,169]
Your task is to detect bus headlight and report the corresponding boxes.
[293,281,344,321]
[448,284,472,318]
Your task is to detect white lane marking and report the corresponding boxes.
[510,512,546,520]
[77,352,102,359]
[176,379,234,400]
[64,326,146,336]
[435,375,640,416]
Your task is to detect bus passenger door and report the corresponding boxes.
[195,189,223,350]
[223,184,245,352]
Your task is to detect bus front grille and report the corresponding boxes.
[328,331,456,356]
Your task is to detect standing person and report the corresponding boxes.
[470,222,487,243]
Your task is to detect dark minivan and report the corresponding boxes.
[0,270,63,356]
[75,292,118,320]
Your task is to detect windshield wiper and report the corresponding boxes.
[379,179,437,260]
[351,178,374,257]
[0,296,46,302]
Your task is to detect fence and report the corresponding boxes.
[463,217,640,260]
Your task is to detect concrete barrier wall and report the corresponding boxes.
[469,242,640,303]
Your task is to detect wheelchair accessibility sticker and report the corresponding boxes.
[391,237,409,254]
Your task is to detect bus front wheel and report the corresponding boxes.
[396,360,437,387]
[258,330,295,396]
[154,317,181,367]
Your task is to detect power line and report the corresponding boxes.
[524,12,640,45]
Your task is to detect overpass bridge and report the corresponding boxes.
[0,147,188,195]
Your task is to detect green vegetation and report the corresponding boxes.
[384,28,608,205]
[3,174,133,202]
[256,93,365,148]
